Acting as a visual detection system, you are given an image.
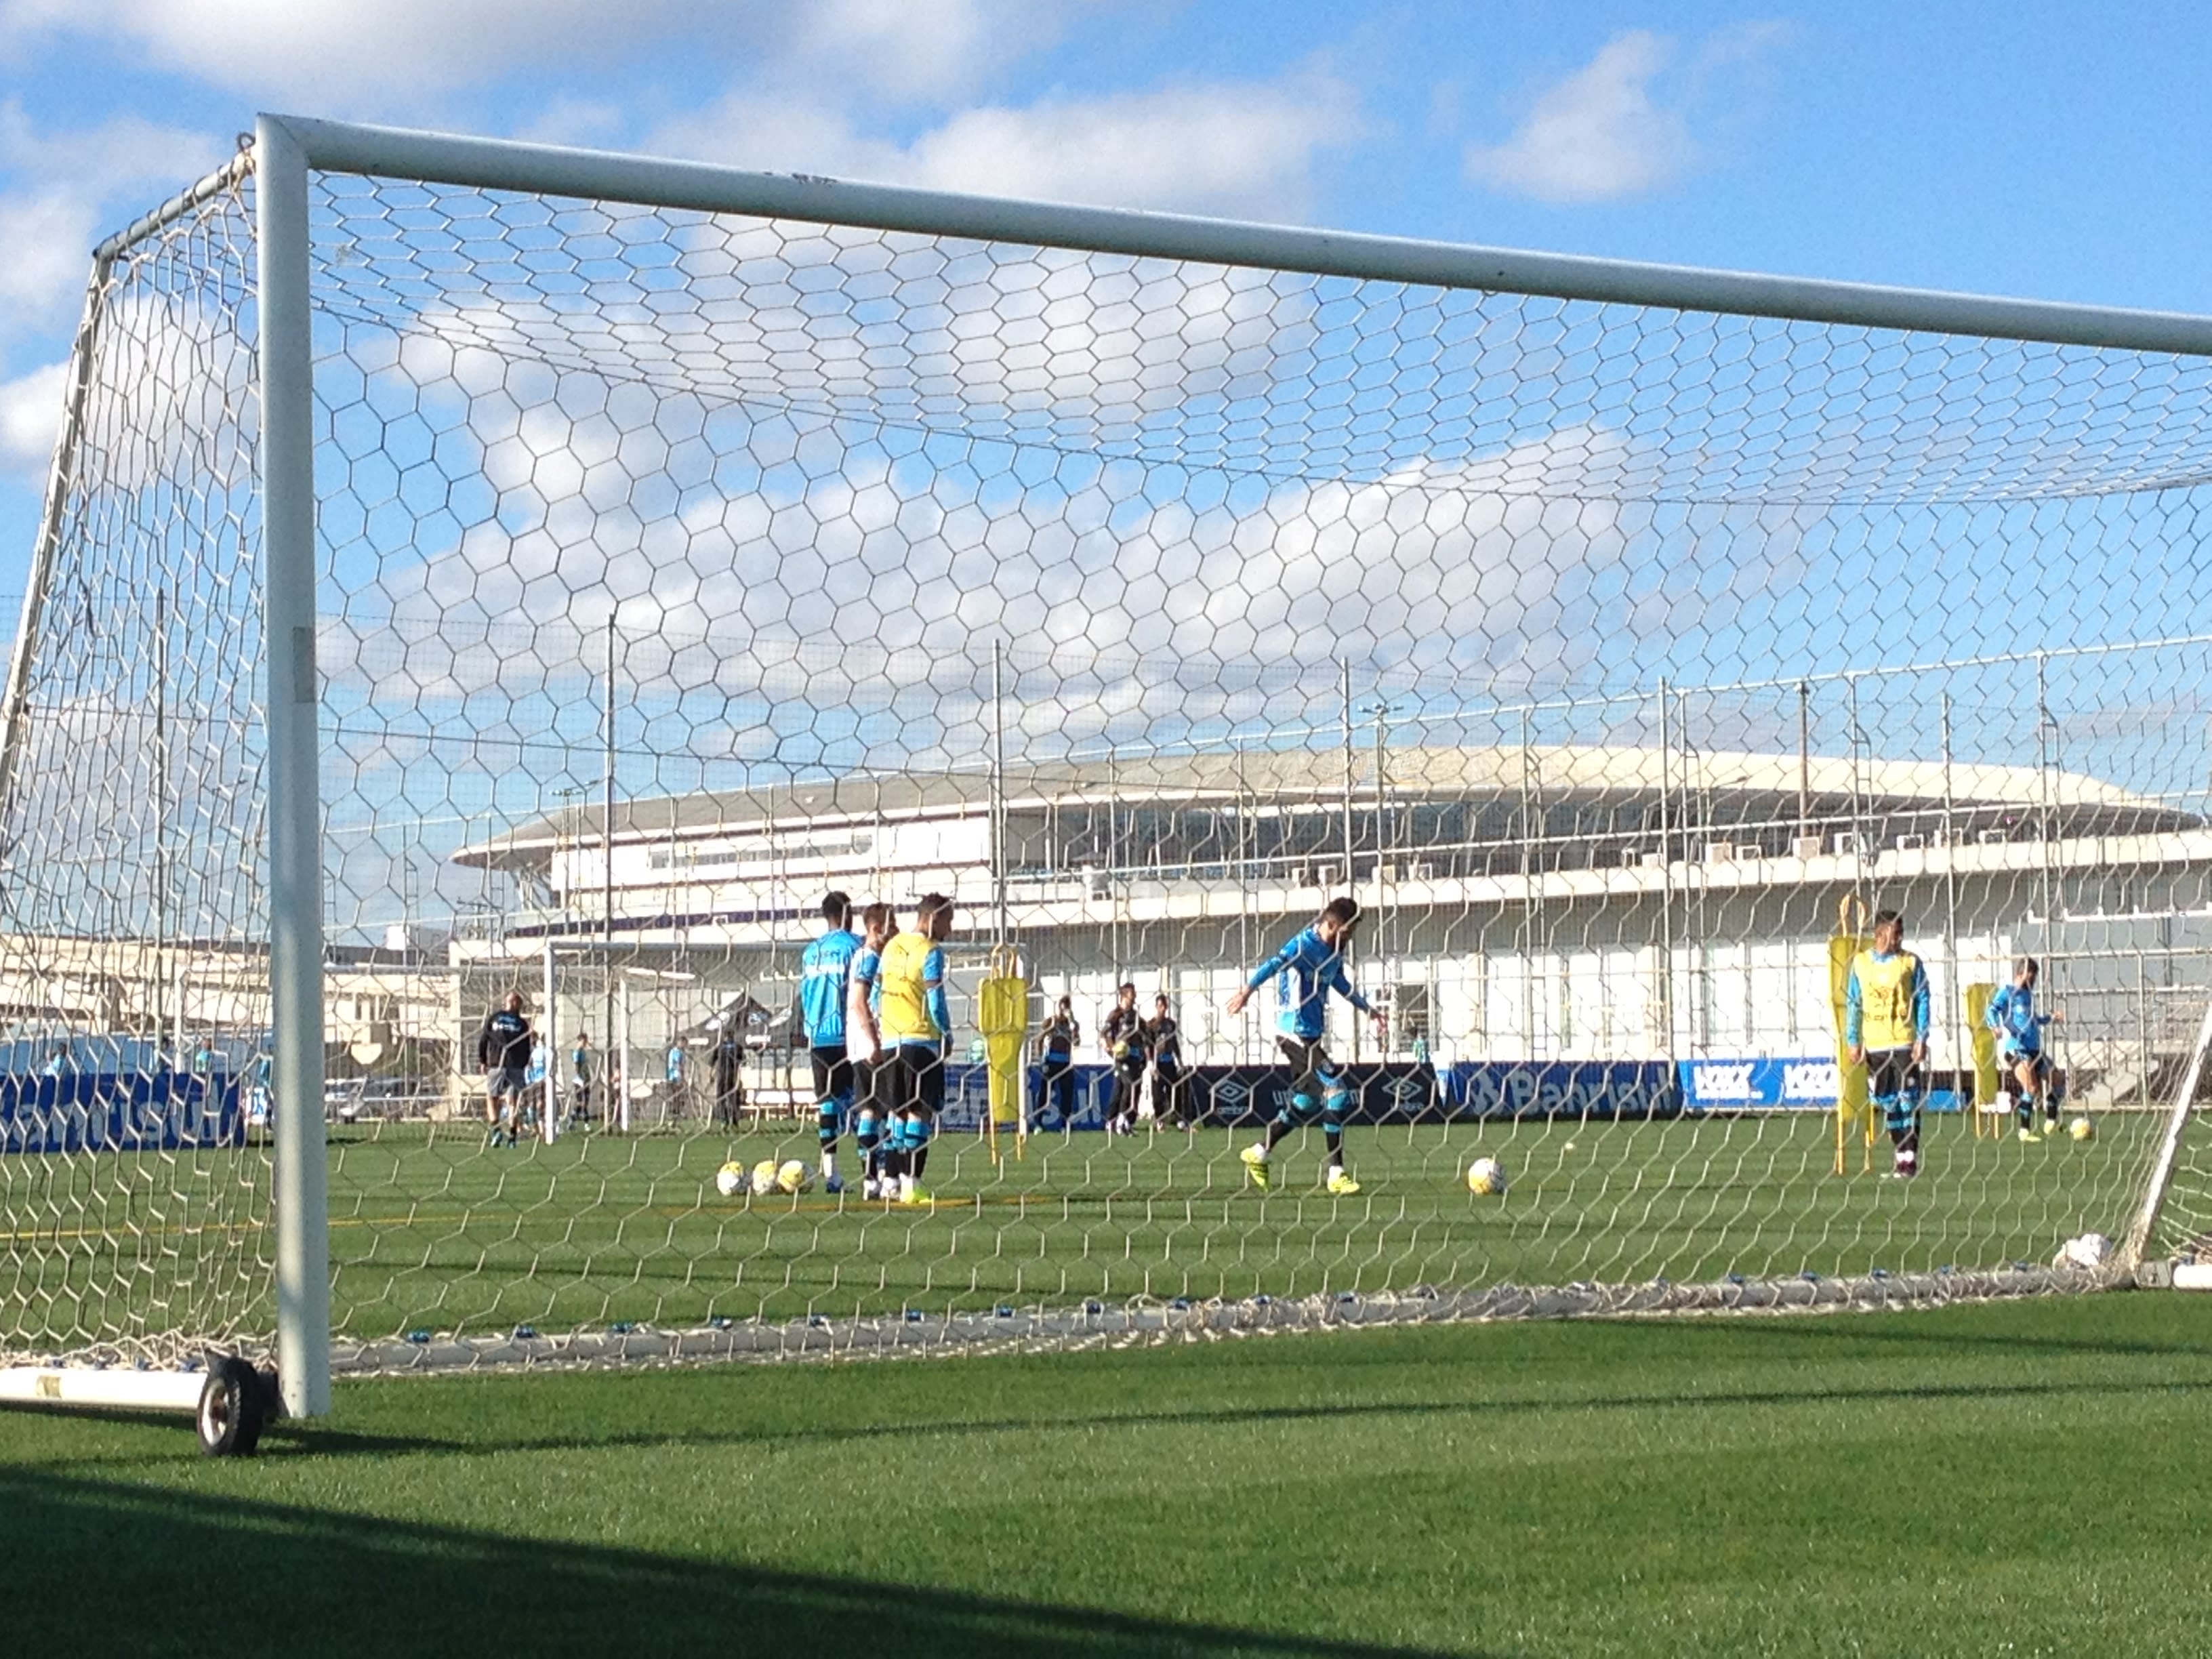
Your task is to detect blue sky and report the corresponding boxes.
[4,0,2212,603]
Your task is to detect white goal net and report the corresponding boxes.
[6,117,2212,1408]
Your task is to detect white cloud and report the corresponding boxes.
[0,102,225,344]
[1465,26,1784,205]
[0,0,1096,108]
[0,359,66,480]
[655,71,1361,219]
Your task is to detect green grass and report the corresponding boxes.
[0,1112,2158,1347]
[3,1292,2209,1656]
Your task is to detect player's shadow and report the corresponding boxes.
[0,1465,1481,1659]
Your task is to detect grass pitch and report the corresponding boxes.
[0,1110,2158,1346]
[332,1107,2154,1336]
[2,1291,2209,1656]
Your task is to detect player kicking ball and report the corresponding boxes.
[1225,897,1386,1195]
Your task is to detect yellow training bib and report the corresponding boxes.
[1853,949,1922,1050]
[878,932,944,1044]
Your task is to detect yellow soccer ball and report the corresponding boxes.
[777,1159,813,1194]
[751,1158,781,1195]
[714,1160,747,1198]
[1467,1155,1507,1196]
[2068,1116,2095,1143]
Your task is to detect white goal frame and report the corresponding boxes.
[20,112,2212,1421]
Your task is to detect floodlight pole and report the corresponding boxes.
[257,115,331,1420]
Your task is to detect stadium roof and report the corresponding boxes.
[453,744,2188,872]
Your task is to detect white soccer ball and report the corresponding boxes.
[776,1159,813,1195]
[1467,1155,1507,1196]
[751,1158,781,1196]
[2068,1115,2095,1143]
[714,1160,747,1198]
[2057,1231,2113,1269]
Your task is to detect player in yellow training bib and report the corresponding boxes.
[876,893,956,1206]
[1844,907,1931,1179]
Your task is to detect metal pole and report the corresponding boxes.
[617,972,632,1134]
[1339,659,1355,893]
[604,615,616,1128]
[541,936,558,1143]
[1656,682,1675,1067]
[1797,680,1811,842]
[1340,659,1356,1061]
[257,115,330,1419]
[281,114,2212,359]
[1520,709,1536,1057]
[2037,650,2055,928]
[0,253,111,830]
[1943,691,1961,1111]
[152,588,169,1062]
[991,640,1008,948]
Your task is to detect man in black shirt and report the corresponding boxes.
[1145,994,1188,1128]
[711,1028,744,1127]
[1033,994,1078,1131]
[1100,983,1146,1135]
[476,991,532,1148]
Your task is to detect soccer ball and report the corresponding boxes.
[1467,1155,1507,1196]
[776,1159,813,1195]
[751,1159,781,1196]
[714,1160,747,1198]
[2068,1115,2095,1143]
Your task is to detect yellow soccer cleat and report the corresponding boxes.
[1325,1169,1362,1196]
[1240,1143,1272,1191]
[2016,1126,2042,1144]
[897,1185,935,1208]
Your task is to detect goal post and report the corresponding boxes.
[12,113,2212,1428]
[257,113,332,1422]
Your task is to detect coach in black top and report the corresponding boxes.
[1034,995,1079,1130]
[477,991,532,1147]
[1101,983,1146,1134]
[1145,994,1188,1128]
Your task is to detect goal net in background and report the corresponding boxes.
[6,116,2212,1412]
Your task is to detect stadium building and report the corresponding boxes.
[451,743,2212,1102]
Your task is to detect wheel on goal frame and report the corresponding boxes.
[196,1356,277,1458]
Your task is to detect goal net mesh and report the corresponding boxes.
[5,146,2212,1369]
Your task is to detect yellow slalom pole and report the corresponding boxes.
[979,945,1031,1166]
[1829,897,1871,1176]
[1965,983,1999,1141]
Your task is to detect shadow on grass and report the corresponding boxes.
[0,1466,1474,1659]
[252,1370,2212,1464]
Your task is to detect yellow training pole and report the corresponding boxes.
[979,946,1031,1166]
[1965,983,1999,1140]
[1829,898,1871,1176]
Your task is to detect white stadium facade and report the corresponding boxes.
[447,742,2212,1110]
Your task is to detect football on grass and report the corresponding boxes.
[714,1161,747,1197]
[1467,1156,1507,1196]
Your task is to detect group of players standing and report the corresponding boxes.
[1036,984,1189,1133]
[477,889,1390,1200]
[799,891,958,1204]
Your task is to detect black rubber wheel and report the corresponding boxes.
[196,1356,267,1458]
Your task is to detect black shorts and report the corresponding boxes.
[1865,1047,1921,1103]
[809,1045,855,1109]
[886,1045,945,1119]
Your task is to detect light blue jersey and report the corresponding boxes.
[1246,924,1373,1041]
[1986,983,2049,1057]
[800,927,859,1048]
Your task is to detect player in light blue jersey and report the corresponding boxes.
[798,892,858,1191]
[1987,955,2064,1140]
[1224,897,1386,1195]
